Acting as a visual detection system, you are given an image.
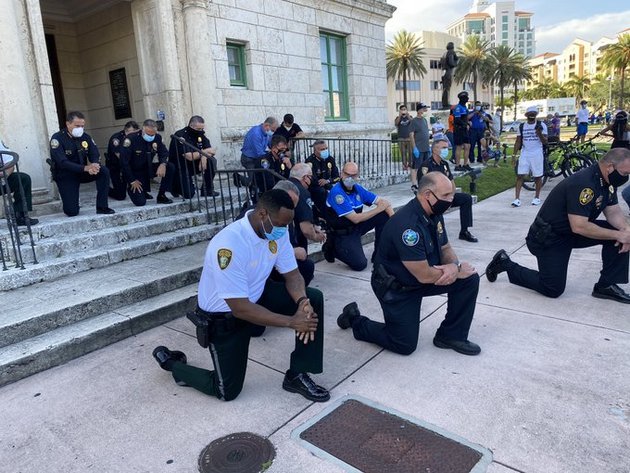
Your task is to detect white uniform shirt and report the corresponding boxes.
[197,211,297,313]
[0,137,15,169]
[518,121,547,159]
[576,108,589,124]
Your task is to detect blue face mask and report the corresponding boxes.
[439,148,449,159]
[263,215,287,241]
[320,150,330,160]
[143,133,155,143]
[266,129,273,137]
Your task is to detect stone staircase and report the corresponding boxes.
[0,188,248,387]
[0,171,424,388]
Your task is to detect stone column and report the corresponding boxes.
[130,0,187,135]
[181,0,221,152]
[0,0,56,201]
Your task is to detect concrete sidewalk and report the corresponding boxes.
[1,179,629,473]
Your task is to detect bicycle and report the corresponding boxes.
[518,149,593,191]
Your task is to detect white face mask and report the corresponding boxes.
[71,127,84,138]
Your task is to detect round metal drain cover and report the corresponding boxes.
[198,432,275,473]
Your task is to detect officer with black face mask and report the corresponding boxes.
[487,148,630,304]
[336,171,482,356]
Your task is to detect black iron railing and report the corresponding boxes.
[290,137,407,178]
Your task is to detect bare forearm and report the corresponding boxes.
[440,245,459,265]
[284,270,307,303]
[231,302,292,328]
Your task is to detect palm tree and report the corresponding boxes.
[454,35,491,102]
[386,30,427,108]
[564,74,591,106]
[600,33,630,109]
[508,53,532,123]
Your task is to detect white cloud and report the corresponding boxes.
[385,0,470,40]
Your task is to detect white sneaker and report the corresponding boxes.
[531,197,542,206]
[511,199,521,207]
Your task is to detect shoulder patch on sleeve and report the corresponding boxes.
[50,139,59,149]
[402,229,419,246]
[112,138,120,147]
[579,188,594,205]
[123,138,131,148]
[421,166,429,175]
[217,248,232,270]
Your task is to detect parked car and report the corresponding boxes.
[502,120,523,133]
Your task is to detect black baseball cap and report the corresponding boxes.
[416,102,429,111]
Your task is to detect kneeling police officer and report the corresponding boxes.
[338,172,482,356]
[152,190,329,402]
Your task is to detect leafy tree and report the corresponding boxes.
[564,74,591,106]
[600,33,630,109]
[386,30,427,108]
[454,35,491,102]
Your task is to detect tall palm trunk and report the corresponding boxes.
[619,68,626,109]
[473,69,478,102]
[513,82,518,123]
[402,60,408,108]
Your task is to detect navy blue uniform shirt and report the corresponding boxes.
[374,197,449,287]
[50,129,100,176]
[119,132,168,183]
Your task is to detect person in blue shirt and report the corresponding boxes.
[322,162,394,271]
[452,91,471,171]
[240,117,278,199]
[468,101,490,164]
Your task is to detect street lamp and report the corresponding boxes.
[607,75,612,110]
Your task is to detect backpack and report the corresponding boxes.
[519,120,543,136]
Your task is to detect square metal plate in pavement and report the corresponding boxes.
[292,396,492,473]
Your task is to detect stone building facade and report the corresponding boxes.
[0,0,395,204]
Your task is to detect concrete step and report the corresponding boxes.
[0,241,207,349]
[0,222,220,291]
[0,283,197,387]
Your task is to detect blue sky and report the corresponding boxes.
[385,0,630,54]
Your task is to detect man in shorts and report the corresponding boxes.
[512,106,547,207]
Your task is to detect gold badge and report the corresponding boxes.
[197,137,202,143]
[327,162,332,169]
[609,185,614,194]
[280,163,285,171]
[50,139,59,149]
[152,143,158,151]
[437,221,443,234]
[123,138,131,148]
[579,188,594,205]
[81,141,88,149]
[112,138,119,147]
[217,248,232,270]
[268,241,277,254]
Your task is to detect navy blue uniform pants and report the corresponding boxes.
[172,159,217,199]
[170,281,324,401]
[55,167,110,216]
[450,192,473,232]
[334,212,389,271]
[469,128,485,162]
[106,155,126,201]
[351,273,480,355]
[127,162,175,206]
[507,221,629,298]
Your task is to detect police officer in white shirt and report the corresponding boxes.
[152,189,330,402]
[512,106,548,207]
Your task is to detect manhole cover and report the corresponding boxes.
[198,432,275,473]
[297,399,488,473]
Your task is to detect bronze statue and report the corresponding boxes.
[440,42,459,109]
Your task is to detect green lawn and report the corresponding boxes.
[454,162,516,202]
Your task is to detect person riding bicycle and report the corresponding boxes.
[512,106,547,207]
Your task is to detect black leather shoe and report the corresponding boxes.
[152,346,187,371]
[459,230,478,243]
[16,216,39,226]
[592,284,630,304]
[156,194,173,204]
[96,207,116,215]
[282,372,330,402]
[433,336,481,356]
[322,240,335,263]
[486,249,510,282]
[337,302,360,329]
[144,192,154,200]
[200,188,220,197]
